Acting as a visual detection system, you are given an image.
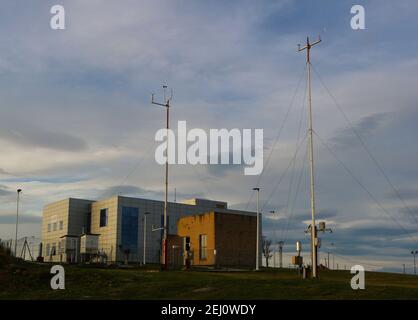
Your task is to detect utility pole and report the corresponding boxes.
[253,187,260,271]
[14,189,22,257]
[411,250,418,275]
[298,36,321,278]
[152,85,173,270]
[278,241,284,268]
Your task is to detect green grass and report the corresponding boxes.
[1,261,418,300]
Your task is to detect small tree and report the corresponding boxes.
[262,237,273,268]
[0,241,12,269]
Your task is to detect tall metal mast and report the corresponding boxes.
[298,36,321,278]
[152,85,172,270]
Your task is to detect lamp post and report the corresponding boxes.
[143,212,150,265]
[411,250,418,275]
[269,210,275,267]
[14,189,22,257]
[253,187,260,271]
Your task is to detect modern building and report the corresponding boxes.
[42,198,93,263]
[41,196,259,266]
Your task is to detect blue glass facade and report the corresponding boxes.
[121,207,139,254]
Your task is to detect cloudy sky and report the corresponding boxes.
[0,0,417,273]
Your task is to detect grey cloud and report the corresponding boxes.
[0,214,41,224]
[398,205,418,220]
[387,189,418,201]
[332,112,389,147]
[98,185,205,201]
[290,208,338,221]
[0,124,87,152]
[0,185,14,197]
[205,164,242,178]
[99,185,162,200]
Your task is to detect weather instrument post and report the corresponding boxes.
[298,36,321,278]
[152,85,173,270]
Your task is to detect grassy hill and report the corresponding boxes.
[1,260,418,299]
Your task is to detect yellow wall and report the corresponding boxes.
[42,199,70,262]
[177,212,216,266]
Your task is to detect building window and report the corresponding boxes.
[59,221,63,230]
[86,212,91,233]
[199,234,207,260]
[52,243,56,256]
[46,243,50,256]
[121,207,139,254]
[53,222,57,231]
[47,224,51,232]
[100,208,108,227]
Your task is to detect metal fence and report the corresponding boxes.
[0,236,41,261]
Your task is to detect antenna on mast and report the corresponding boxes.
[151,84,173,270]
[298,35,321,279]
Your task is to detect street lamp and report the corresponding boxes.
[14,189,22,257]
[269,210,275,267]
[143,212,151,265]
[253,187,260,271]
[411,250,418,275]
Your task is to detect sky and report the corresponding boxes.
[0,0,418,273]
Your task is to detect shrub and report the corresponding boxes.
[0,242,12,269]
